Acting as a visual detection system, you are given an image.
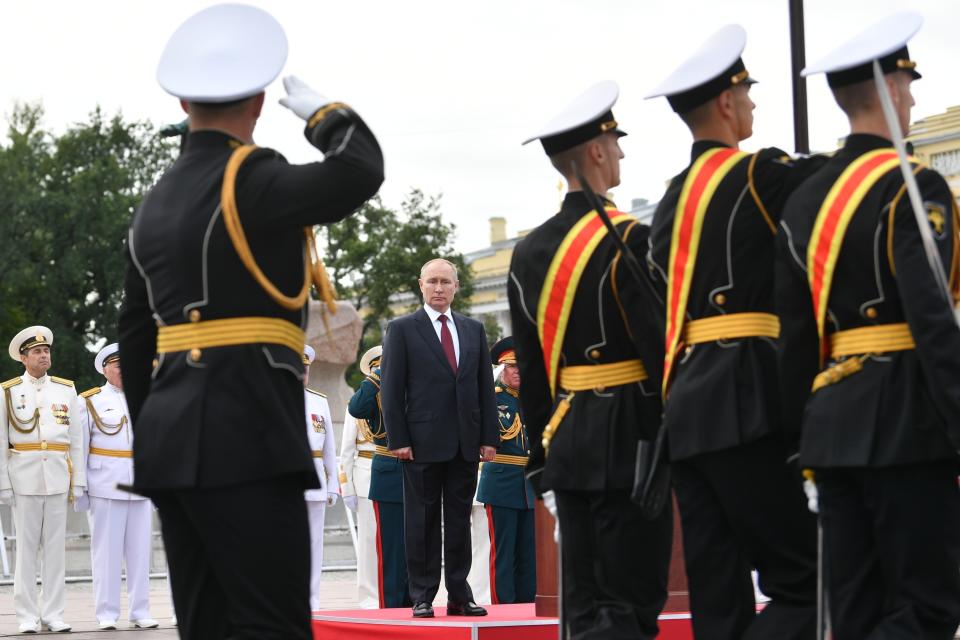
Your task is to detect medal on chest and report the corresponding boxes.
[311,413,326,434]
[52,404,70,426]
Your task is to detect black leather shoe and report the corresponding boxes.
[446,601,487,616]
[412,602,434,618]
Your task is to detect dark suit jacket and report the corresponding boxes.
[380,308,499,463]
[117,110,383,493]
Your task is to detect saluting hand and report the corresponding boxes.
[480,446,496,463]
[392,446,414,461]
[278,75,332,122]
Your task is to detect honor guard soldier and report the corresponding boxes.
[302,346,339,611]
[0,326,84,633]
[347,347,412,609]
[74,343,158,630]
[509,82,672,639]
[644,25,818,639]
[777,13,960,638]
[338,347,380,609]
[477,337,536,604]
[116,4,383,638]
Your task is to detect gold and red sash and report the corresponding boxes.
[663,147,749,395]
[537,207,631,398]
[806,149,905,363]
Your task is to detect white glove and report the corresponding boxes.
[342,495,358,512]
[541,490,560,543]
[326,493,339,507]
[278,75,332,121]
[73,492,90,512]
[72,486,86,501]
[803,479,819,514]
[0,489,14,507]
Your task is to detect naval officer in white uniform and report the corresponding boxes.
[74,343,158,630]
[303,345,339,611]
[0,326,85,633]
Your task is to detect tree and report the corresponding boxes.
[321,189,474,388]
[481,314,503,345]
[0,103,177,390]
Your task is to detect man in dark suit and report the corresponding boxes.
[116,6,383,639]
[380,258,499,619]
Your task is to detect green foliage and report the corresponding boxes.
[0,103,177,390]
[322,189,474,388]
[481,314,503,345]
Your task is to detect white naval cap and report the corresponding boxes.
[157,3,288,103]
[802,12,922,88]
[303,344,316,366]
[359,345,382,377]
[645,24,756,113]
[522,80,626,157]
[8,326,53,362]
[95,343,120,375]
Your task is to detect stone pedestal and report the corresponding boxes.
[305,300,363,425]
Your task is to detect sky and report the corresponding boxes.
[0,0,956,253]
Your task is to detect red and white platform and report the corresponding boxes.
[312,604,693,639]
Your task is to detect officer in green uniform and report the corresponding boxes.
[348,348,412,609]
[477,337,535,604]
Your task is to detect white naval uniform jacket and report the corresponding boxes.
[74,384,146,501]
[304,389,338,503]
[0,374,85,495]
[338,409,374,499]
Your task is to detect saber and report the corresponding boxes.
[872,61,953,310]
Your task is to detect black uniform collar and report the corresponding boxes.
[841,133,894,153]
[183,129,247,152]
[690,139,731,163]
[561,191,615,215]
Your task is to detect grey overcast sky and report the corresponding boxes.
[0,0,956,252]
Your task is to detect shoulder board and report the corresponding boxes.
[495,386,503,393]
[50,376,75,387]
[306,388,327,398]
[1,377,21,390]
[80,387,102,399]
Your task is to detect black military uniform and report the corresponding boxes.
[117,7,383,639]
[645,26,820,639]
[777,24,960,637]
[509,81,671,640]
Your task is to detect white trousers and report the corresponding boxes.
[467,503,491,605]
[13,493,67,625]
[307,500,327,611]
[355,497,379,609]
[89,497,153,622]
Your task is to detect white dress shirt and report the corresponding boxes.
[422,304,460,365]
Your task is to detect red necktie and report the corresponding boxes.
[439,314,458,374]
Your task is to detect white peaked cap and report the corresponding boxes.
[802,12,922,78]
[95,343,120,375]
[157,3,288,102]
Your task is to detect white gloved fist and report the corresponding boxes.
[73,486,86,501]
[278,75,332,122]
[342,495,358,512]
[0,489,14,507]
[327,493,339,508]
[803,479,819,514]
[541,490,560,543]
[73,492,90,512]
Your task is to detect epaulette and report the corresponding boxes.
[80,387,102,399]
[306,388,327,398]
[50,376,75,387]
[495,386,503,393]
[1,377,21,390]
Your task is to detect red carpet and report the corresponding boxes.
[312,604,694,639]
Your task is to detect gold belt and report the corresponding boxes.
[544,359,648,455]
[558,359,648,391]
[491,454,529,466]
[89,447,132,458]
[358,450,375,460]
[374,445,397,458]
[683,312,780,345]
[12,441,68,452]
[812,323,915,392]
[156,317,305,358]
[311,450,324,459]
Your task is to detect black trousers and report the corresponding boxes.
[152,475,312,640]
[817,462,960,640]
[401,456,478,604]
[555,489,672,640]
[672,436,817,640]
